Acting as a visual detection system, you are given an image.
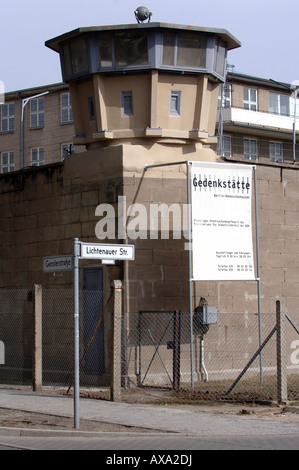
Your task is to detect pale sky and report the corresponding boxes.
[1,0,299,92]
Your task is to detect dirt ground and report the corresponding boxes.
[0,386,298,432]
[0,408,154,432]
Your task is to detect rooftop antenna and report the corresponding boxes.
[134,6,152,23]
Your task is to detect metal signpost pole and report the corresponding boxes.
[73,238,81,429]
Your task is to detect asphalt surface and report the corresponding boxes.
[0,387,298,451]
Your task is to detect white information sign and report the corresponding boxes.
[43,255,74,272]
[81,243,135,261]
[191,162,255,281]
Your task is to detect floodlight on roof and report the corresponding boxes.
[134,6,152,23]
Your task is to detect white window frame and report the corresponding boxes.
[243,88,257,111]
[30,97,44,128]
[290,94,299,118]
[1,103,14,132]
[269,141,283,163]
[217,135,231,157]
[223,135,232,157]
[269,92,290,116]
[218,84,231,108]
[30,147,45,166]
[244,138,258,160]
[1,151,15,173]
[60,93,73,123]
[61,143,76,161]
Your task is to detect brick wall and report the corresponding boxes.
[0,86,85,171]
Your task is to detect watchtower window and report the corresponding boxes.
[163,31,176,66]
[70,37,88,75]
[162,31,206,69]
[121,91,133,116]
[114,31,148,67]
[88,97,95,120]
[214,38,226,77]
[170,91,181,115]
[99,33,113,68]
[177,32,206,68]
[62,37,88,76]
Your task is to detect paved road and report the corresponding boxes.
[0,432,298,450]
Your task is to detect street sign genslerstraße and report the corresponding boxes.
[43,255,74,272]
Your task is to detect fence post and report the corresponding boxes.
[110,280,123,402]
[173,310,181,391]
[276,300,288,404]
[33,284,42,392]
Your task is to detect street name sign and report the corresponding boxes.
[80,243,135,261]
[43,255,74,272]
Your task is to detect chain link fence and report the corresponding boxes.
[0,287,298,403]
[0,289,33,384]
[42,288,113,391]
[122,307,299,403]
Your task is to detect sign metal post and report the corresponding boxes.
[44,240,135,429]
[73,238,81,429]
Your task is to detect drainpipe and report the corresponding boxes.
[20,91,49,169]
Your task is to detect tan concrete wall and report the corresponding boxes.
[70,72,219,147]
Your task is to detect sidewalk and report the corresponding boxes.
[0,387,299,438]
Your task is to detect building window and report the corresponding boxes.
[162,31,206,69]
[61,143,76,161]
[269,92,289,116]
[30,147,44,166]
[62,36,88,76]
[61,93,73,123]
[99,33,113,68]
[223,135,231,157]
[244,139,258,160]
[115,31,148,67]
[1,151,14,173]
[121,91,133,116]
[218,135,231,157]
[88,97,95,120]
[170,91,181,115]
[1,103,14,132]
[30,97,44,128]
[243,88,257,111]
[270,142,283,162]
[218,84,231,108]
[214,38,226,77]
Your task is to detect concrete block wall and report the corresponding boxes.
[122,159,299,320]
[1,149,299,384]
[1,156,299,315]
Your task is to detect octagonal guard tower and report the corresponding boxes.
[46,21,240,155]
[46,20,240,387]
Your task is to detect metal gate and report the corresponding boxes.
[137,310,181,390]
